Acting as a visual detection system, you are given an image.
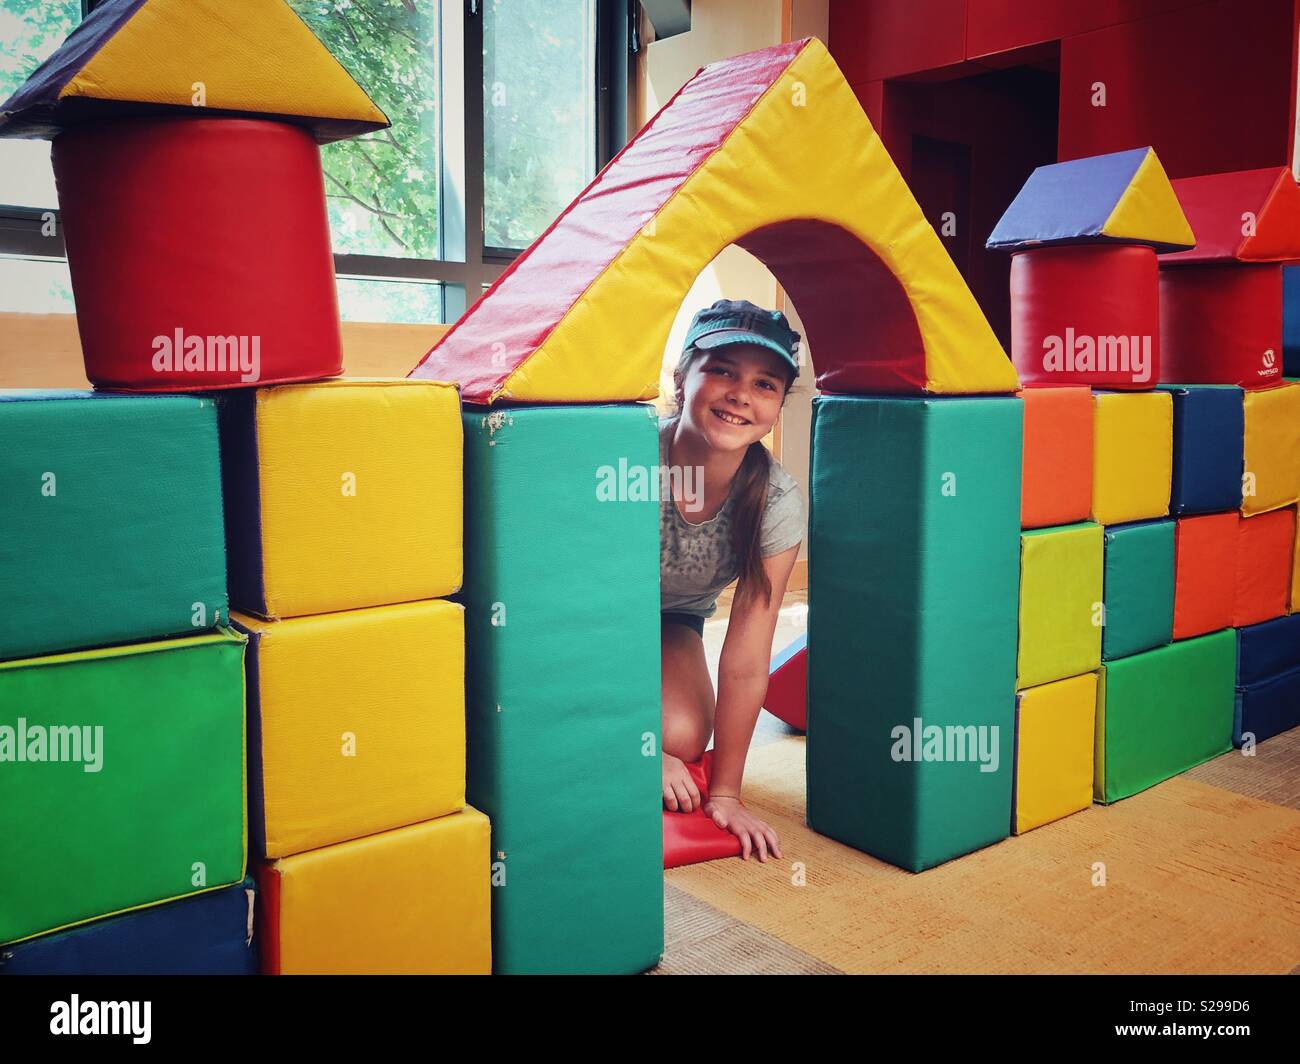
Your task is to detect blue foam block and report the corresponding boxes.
[1234,664,1300,746]
[0,879,256,975]
[1163,386,1244,515]
[1236,613,1300,687]
[986,148,1191,251]
[1284,266,1300,378]
[771,631,806,671]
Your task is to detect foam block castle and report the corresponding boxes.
[4,2,1300,978]
[416,36,1024,884]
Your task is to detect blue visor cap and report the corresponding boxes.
[684,299,801,377]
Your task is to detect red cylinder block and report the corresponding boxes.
[1159,263,1284,389]
[52,118,343,391]
[1010,245,1160,389]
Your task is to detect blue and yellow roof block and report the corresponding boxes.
[0,0,388,142]
[987,147,1195,253]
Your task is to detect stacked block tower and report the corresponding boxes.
[988,147,1300,821]
[988,148,1220,818]
[1,0,487,975]
[1157,168,1300,746]
[0,391,250,970]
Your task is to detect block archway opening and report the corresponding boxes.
[731,219,924,394]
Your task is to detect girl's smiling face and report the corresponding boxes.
[678,344,792,453]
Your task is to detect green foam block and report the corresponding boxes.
[807,396,1022,872]
[1095,630,1236,803]
[1102,519,1175,661]
[0,391,228,660]
[461,404,663,973]
[0,630,247,944]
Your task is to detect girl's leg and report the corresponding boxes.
[661,620,715,811]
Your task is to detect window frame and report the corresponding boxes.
[0,0,632,324]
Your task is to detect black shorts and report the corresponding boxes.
[661,611,705,637]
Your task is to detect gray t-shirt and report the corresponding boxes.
[659,418,806,618]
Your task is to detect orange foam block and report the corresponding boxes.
[1235,509,1296,627]
[1173,513,1237,639]
[1019,386,1094,529]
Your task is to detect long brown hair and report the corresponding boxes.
[671,345,795,609]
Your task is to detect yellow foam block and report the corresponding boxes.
[1242,381,1300,517]
[1103,149,1196,247]
[64,0,387,137]
[1013,672,1098,834]
[225,379,462,619]
[264,809,491,975]
[1018,523,1104,690]
[1091,391,1173,524]
[236,600,465,858]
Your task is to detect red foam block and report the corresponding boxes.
[1159,264,1284,388]
[1010,245,1159,389]
[1234,510,1295,627]
[53,117,343,391]
[1173,512,1238,639]
[663,751,742,870]
[764,633,807,731]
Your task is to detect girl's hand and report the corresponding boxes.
[703,797,782,862]
[662,752,702,813]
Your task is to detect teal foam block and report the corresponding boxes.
[807,396,1022,872]
[1102,519,1175,661]
[1096,630,1236,803]
[461,404,663,974]
[0,391,228,660]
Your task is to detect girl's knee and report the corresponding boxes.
[662,710,711,763]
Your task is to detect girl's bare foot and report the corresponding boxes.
[662,752,702,813]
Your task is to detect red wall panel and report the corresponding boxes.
[965,0,1199,60]
[829,0,967,83]
[1058,0,1295,177]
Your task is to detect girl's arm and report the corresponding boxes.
[709,542,801,801]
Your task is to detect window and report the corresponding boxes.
[0,1,628,324]
[0,0,80,310]
[291,0,442,261]
[483,0,597,251]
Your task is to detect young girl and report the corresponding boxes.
[659,299,806,864]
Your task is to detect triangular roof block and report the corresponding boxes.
[0,0,387,143]
[412,38,1017,404]
[987,147,1194,253]
[1160,168,1300,265]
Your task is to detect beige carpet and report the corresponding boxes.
[1184,727,1300,811]
[664,736,1300,974]
[649,885,840,975]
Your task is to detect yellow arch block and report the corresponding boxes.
[413,38,1017,403]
